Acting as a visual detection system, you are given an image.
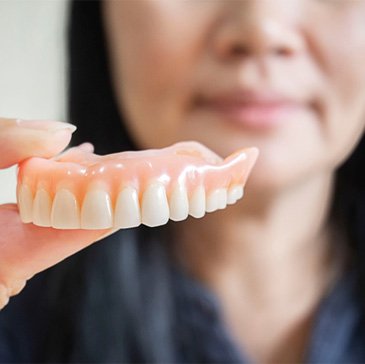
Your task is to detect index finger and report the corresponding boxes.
[0,118,76,169]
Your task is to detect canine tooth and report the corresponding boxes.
[141,182,169,227]
[206,189,221,212]
[189,185,205,218]
[51,189,80,229]
[17,184,33,223]
[81,190,113,229]
[169,184,189,221]
[227,185,244,204]
[114,186,141,228]
[216,188,227,209]
[32,189,51,227]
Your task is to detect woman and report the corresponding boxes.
[0,0,364,362]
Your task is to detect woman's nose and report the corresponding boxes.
[213,0,305,61]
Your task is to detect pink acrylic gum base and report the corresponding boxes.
[17,142,259,205]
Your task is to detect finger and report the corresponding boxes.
[0,118,77,169]
[0,204,116,283]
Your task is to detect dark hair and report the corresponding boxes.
[43,0,365,361]
[43,1,176,362]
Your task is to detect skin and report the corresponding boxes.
[103,0,365,362]
[0,119,115,308]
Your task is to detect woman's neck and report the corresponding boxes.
[172,171,346,363]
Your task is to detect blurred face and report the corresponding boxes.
[103,0,365,192]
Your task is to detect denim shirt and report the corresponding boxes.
[0,264,364,363]
[304,270,365,363]
[173,267,365,363]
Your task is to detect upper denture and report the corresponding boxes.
[17,141,258,229]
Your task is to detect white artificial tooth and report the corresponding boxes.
[236,186,244,200]
[169,184,189,221]
[216,188,228,209]
[189,185,205,218]
[227,185,244,204]
[141,182,169,227]
[114,186,141,228]
[206,189,221,212]
[17,184,33,223]
[51,189,80,229]
[81,189,113,229]
[32,189,52,227]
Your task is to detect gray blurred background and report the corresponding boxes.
[0,0,68,203]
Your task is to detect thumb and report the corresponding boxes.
[0,118,76,169]
[0,204,112,282]
[0,204,114,308]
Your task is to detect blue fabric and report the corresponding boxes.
[173,266,365,363]
[0,272,51,362]
[0,265,364,363]
[305,270,365,363]
[173,267,247,363]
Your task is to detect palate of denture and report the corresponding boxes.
[17,141,258,229]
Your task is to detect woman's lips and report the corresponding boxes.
[196,92,312,130]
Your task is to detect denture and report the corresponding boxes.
[17,141,258,229]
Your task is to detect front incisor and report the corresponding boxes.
[51,189,80,229]
[141,182,169,227]
[81,189,113,229]
[114,186,141,228]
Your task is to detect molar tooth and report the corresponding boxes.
[141,182,169,227]
[114,186,141,228]
[81,189,113,229]
[51,189,80,229]
[216,188,228,209]
[227,185,244,204]
[32,189,51,227]
[206,189,221,212]
[169,184,189,221]
[189,185,205,218]
[17,184,33,223]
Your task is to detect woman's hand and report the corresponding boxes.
[0,118,113,309]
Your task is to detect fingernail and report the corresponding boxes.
[16,119,77,133]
